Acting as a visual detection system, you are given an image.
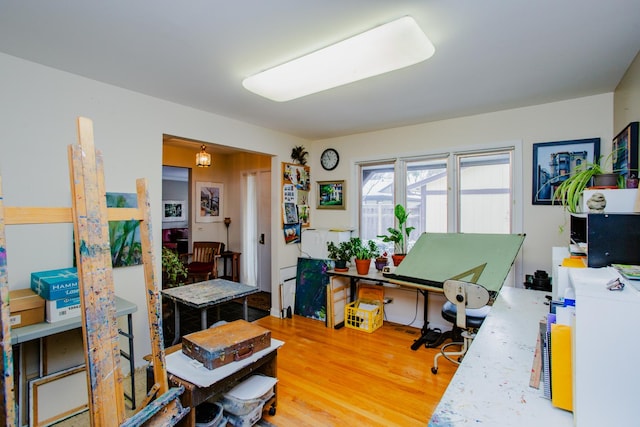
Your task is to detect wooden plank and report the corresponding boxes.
[136,178,171,397]
[0,176,18,427]
[4,207,142,224]
[69,117,125,426]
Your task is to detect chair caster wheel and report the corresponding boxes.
[268,406,276,416]
[431,367,438,374]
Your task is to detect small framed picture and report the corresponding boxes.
[196,182,223,222]
[162,200,186,222]
[317,180,345,210]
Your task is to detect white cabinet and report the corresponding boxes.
[570,268,640,427]
[300,229,352,259]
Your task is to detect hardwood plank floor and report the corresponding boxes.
[256,315,457,427]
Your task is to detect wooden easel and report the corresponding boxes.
[0,117,188,426]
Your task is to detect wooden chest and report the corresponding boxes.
[182,319,271,370]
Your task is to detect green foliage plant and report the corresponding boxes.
[377,204,415,255]
[326,240,352,262]
[161,247,188,287]
[349,237,380,260]
[552,151,619,214]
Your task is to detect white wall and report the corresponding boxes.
[309,94,613,328]
[614,50,640,133]
[0,52,304,367]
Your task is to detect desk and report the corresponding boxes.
[12,296,138,421]
[161,279,259,345]
[328,267,444,349]
[165,339,283,427]
[220,251,241,282]
[430,287,572,426]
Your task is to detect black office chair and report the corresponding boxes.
[431,279,491,374]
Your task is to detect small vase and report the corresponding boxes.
[375,257,388,271]
[355,259,372,275]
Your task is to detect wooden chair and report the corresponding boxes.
[182,241,225,283]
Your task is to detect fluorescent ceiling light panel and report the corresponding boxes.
[242,16,435,102]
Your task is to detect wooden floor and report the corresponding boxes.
[256,315,457,427]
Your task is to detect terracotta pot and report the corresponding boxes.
[391,254,406,266]
[355,259,372,275]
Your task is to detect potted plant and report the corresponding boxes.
[327,240,352,272]
[377,204,415,266]
[553,152,620,214]
[161,247,188,288]
[375,251,389,271]
[291,145,309,165]
[349,237,380,275]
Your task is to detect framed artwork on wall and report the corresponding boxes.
[162,200,186,222]
[317,180,345,210]
[612,122,639,182]
[532,138,600,205]
[196,181,223,222]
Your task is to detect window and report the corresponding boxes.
[359,147,516,254]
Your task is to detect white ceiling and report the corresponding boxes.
[1,1,638,140]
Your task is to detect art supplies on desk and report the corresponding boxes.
[612,264,640,280]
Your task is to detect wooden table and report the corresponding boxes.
[161,279,259,345]
[220,251,241,282]
[165,339,283,427]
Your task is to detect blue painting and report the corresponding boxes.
[294,257,329,322]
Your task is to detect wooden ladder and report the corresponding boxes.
[0,117,188,426]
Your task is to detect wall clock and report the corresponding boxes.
[320,148,339,171]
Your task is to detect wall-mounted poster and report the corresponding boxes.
[612,122,639,182]
[196,181,223,222]
[281,162,311,235]
[532,138,600,205]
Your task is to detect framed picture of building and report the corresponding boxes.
[532,138,600,205]
[162,200,186,222]
[317,180,345,210]
[612,122,639,182]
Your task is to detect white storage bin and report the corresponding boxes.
[220,375,277,427]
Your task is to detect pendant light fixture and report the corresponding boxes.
[195,144,211,167]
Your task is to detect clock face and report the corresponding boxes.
[321,148,339,171]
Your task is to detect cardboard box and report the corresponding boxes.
[9,289,45,328]
[31,268,78,300]
[45,297,81,323]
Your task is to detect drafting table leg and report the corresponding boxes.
[172,301,181,346]
[411,289,445,350]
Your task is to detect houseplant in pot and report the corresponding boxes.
[553,153,620,214]
[349,237,380,275]
[161,247,188,288]
[377,204,415,266]
[327,240,352,272]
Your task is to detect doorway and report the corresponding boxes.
[241,170,272,293]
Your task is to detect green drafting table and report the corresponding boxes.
[383,232,525,349]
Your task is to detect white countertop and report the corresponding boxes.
[429,287,573,426]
